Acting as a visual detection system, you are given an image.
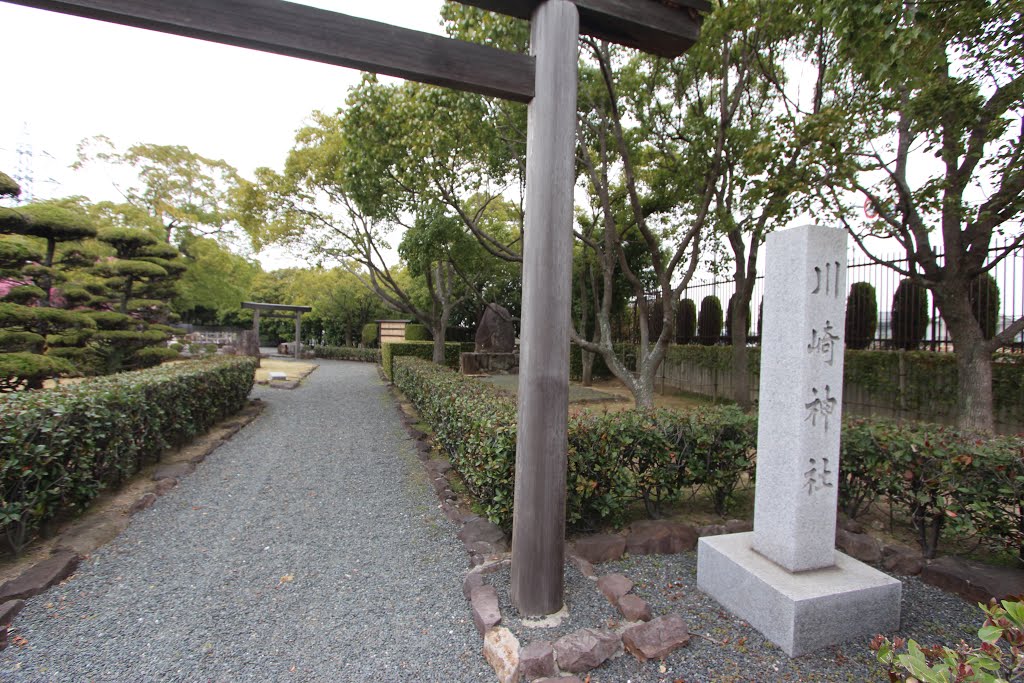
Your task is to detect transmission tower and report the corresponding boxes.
[13,123,35,203]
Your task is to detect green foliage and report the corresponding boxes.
[132,346,180,368]
[676,298,697,344]
[361,322,378,347]
[82,310,134,330]
[45,346,106,377]
[697,296,724,345]
[891,279,930,350]
[392,357,756,529]
[0,171,19,198]
[2,201,97,242]
[0,331,45,353]
[0,237,42,272]
[0,357,255,553]
[845,282,878,350]
[969,274,1001,341]
[404,323,431,341]
[874,599,1024,683]
[313,345,380,363]
[380,341,462,380]
[0,352,75,393]
[2,285,46,305]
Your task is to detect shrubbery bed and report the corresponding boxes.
[0,356,257,553]
[314,345,381,363]
[394,357,1024,560]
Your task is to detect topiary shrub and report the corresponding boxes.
[845,282,878,350]
[725,294,751,341]
[697,295,723,346]
[969,273,1000,340]
[890,279,929,350]
[361,322,378,348]
[404,323,431,341]
[676,298,697,344]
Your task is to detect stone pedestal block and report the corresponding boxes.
[697,533,901,657]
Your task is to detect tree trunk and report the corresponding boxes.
[581,350,595,386]
[933,283,995,432]
[731,305,751,410]
[431,313,449,365]
[633,372,655,409]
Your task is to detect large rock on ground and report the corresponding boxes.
[571,534,625,565]
[922,556,1024,603]
[0,600,25,626]
[597,573,633,604]
[882,544,924,576]
[475,304,516,353]
[483,627,520,683]
[625,520,698,556]
[471,585,501,636]
[618,594,653,622]
[0,552,79,602]
[458,518,507,547]
[835,528,882,564]
[553,628,621,673]
[622,614,691,662]
[519,640,556,680]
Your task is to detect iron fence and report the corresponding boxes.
[629,238,1024,351]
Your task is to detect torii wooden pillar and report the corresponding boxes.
[3,0,707,616]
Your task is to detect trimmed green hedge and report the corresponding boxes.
[0,356,256,554]
[314,345,381,363]
[394,357,1024,560]
[381,341,462,380]
[392,357,756,530]
[404,324,431,341]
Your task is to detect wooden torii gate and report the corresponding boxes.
[4,0,708,616]
[241,301,312,359]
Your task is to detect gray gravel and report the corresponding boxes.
[0,360,492,682]
[486,550,981,683]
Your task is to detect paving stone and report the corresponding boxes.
[471,585,501,636]
[152,461,195,482]
[154,478,178,495]
[0,600,25,626]
[622,614,691,662]
[625,520,698,555]
[597,573,633,604]
[458,518,507,546]
[553,628,621,673]
[571,534,625,564]
[618,594,652,622]
[835,528,882,564]
[567,552,596,579]
[922,556,1024,603]
[535,678,583,683]
[519,640,556,681]
[724,519,753,534]
[54,515,128,556]
[483,626,520,683]
[0,552,79,602]
[882,544,925,576]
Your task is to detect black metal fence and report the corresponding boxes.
[632,238,1023,351]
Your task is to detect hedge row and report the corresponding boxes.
[0,356,256,554]
[393,357,1024,560]
[313,345,380,363]
[381,341,464,380]
[392,357,756,530]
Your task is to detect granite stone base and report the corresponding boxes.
[697,533,901,657]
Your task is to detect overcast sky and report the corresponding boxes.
[0,1,446,268]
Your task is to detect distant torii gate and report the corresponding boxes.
[5,0,708,616]
[241,301,312,360]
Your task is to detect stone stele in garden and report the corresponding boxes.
[475,303,516,353]
[697,224,901,657]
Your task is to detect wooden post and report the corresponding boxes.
[294,312,302,359]
[253,308,261,344]
[510,0,578,617]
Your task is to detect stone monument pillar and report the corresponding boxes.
[697,225,901,657]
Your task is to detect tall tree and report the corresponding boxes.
[74,137,243,246]
[801,0,1024,431]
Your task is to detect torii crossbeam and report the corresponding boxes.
[2,0,708,616]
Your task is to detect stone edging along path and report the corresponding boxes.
[391,383,1024,682]
[0,399,265,650]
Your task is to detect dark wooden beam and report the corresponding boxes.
[241,302,312,313]
[456,0,709,58]
[0,0,536,102]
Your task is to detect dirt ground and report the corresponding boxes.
[255,357,316,383]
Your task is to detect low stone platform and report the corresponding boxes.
[697,532,901,657]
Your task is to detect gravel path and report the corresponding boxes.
[0,360,492,683]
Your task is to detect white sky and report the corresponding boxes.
[0,0,446,269]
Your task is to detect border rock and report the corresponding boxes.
[553,628,621,673]
[0,551,79,602]
[622,614,691,662]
